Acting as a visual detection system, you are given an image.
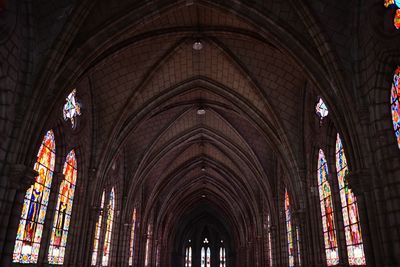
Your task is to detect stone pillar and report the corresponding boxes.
[0,164,37,266]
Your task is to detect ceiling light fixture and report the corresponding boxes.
[197,107,206,115]
[193,40,203,50]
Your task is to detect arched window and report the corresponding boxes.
[145,224,152,267]
[390,66,400,148]
[316,98,329,122]
[384,1,400,29]
[102,188,115,266]
[128,208,137,266]
[317,149,339,266]
[91,191,105,266]
[335,134,366,265]
[48,150,78,264]
[219,245,226,267]
[296,227,301,266]
[185,246,192,267]
[267,214,273,267]
[284,189,294,267]
[13,130,56,264]
[201,237,210,267]
[63,89,81,128]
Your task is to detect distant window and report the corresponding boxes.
[185,246,192,267]
[315,98,329,121]
[219,246,226,267]
[384,0,400,29]
[390,67,400,148]
[284,189,294,267]
[63,89,81,128]
[91,191,105,266]
[102,188,115,266]
[128,209,137,266]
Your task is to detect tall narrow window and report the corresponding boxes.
[201,247,206,267]
[201,238,210,267]
[185,246,192,267]
[336,134,366,265]
[102,188,115,266]
[316,98,329,122]
[128,208,137,266]
[384,1,400,29]
[267,214,273,267]
[296,227,301,266]
[145,224,152,266]
[220,246,226,267]
[285,189,294,267]
[48,150,77,264]
[390,67,400,148]
[318,149,339,266]
[206,247,211,267]
[91,191,105,266]
[13,130,56,264]
[63,89,81,128]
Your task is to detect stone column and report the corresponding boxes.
[0,164,37,266]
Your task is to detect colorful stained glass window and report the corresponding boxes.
[316,98,329,121]
[91,191,105,266]
[128,209,137,266]
[285,189,294,267]
[267,214,273,267]
[185,246,192,267]
[13,130,56,264]
[220,246,226,267]
[296,226,301,266]
[102,188,115,266]
[206,247,211,266]
[335,134,366,265]
[385,0,400,29]
[48,150,77,264]
[63,89,81,129]
[318,149,339,266]
[390,67,400,148]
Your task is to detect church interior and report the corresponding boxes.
[1,0,400,266]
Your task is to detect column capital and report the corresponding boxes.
[8,164,38,192]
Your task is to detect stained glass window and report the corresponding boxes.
[285,189,294,267]
[145,224,152,266]
[185,246,192,267]
[390,67,400,148]
[268,214,273,267]
[316,98,329,121]
[385,0,400,29]
[13,130,56,264]
[220,246,226,267]
[206,247,211,267]
[128,209,137,266]
[318,149,339,266]
[91,191,105,266]
[296,227,301,266]
[63,89,81,129]
[102,188,115,266]
[335,134,366,265]
[48,150,77,264]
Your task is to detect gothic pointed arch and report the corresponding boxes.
[48,149,78,264]
[13,130,56,264]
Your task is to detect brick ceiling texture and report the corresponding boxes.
[36,0,337,248]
